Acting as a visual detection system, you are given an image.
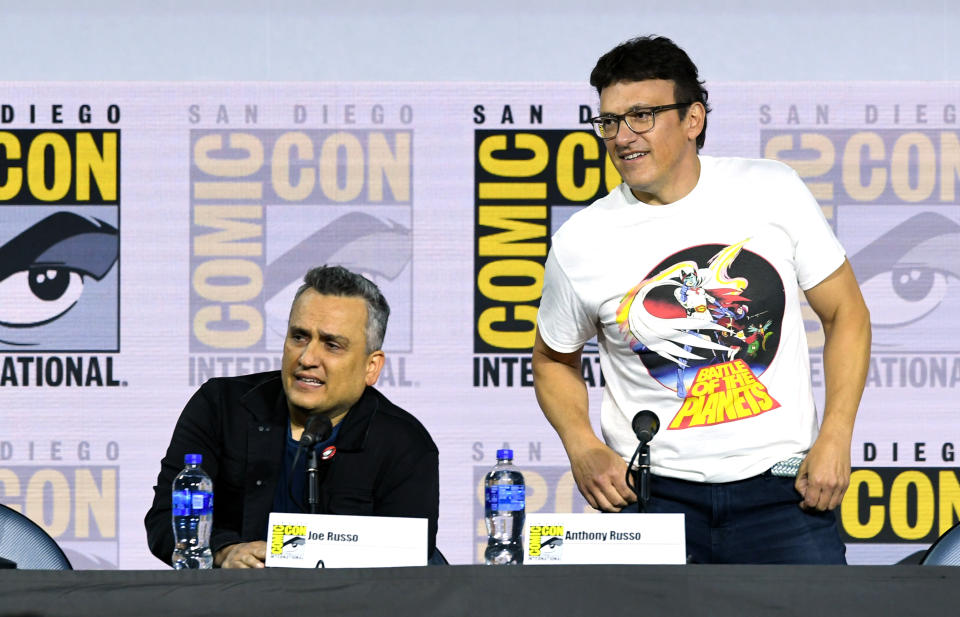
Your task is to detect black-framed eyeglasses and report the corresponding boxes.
[589,102,692,140]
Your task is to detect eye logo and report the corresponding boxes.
[263,211,412,352]
[849,211,960,351]
[0,211,119,351]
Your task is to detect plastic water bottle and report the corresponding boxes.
[171,453,213,569]
[484,449,525,565]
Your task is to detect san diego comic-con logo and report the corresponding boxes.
[0,130,120,355]
[617,240,784,429]
[0,125,121,563]
[271,524,307,560]
[472,128,618,388]
[763,127,960,384]
[528,524,564,561]
[188,129,413,383]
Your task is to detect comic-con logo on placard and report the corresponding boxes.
[0,130,120,356]
[617,241,785,428]
[528,524,564,561]
[270,524,307,560]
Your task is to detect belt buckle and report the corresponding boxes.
[769,456,803,477]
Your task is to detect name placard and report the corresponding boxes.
[265,512,428,568]
[523,513,685,565]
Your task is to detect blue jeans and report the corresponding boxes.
[621,472,847,564]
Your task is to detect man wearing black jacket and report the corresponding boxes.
[145,265,439,568]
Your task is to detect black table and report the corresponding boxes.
[1,565,957,617]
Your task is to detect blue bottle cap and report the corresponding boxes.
[496,449,513,460]
[185,453,202,465]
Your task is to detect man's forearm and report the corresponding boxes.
[532,334,636,510]
[804,260,872,444]
[818,299,871,442]
[532,343,596,452]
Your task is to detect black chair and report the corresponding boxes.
[0,503,72,569]
[920,522,960,565]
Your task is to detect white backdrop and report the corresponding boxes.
[2,1,960,82]
[1,80,958,567]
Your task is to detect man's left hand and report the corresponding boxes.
[794,434,851,511]
[798,259,869,513]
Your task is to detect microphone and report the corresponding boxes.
[631,410,660,444]
[289,414,334,514]
[299,414,333,448]
[627,410,660,512]
[301,414,333,515]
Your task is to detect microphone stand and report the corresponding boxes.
[637,442,651,512]
[626,439,652,513]
[627,410,660,513]
[306,446,321,514]
[294,414,331,514]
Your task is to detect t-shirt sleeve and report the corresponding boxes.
[785,167,846,290]
[537,248,596,352]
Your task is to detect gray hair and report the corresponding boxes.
[293,265,390,353]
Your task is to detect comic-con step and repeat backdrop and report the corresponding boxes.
[0,83,957,568]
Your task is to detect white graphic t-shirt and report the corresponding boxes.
[537,156,845,482]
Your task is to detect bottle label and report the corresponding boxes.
[485,485,525,511]
[173,490,213,516]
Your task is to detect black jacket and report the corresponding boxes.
[144,371,439,565]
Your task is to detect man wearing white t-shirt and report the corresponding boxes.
[532,35,871,564]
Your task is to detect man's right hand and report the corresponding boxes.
[532,332,636,513]
[568,441,637,512]
[214,541,267,568]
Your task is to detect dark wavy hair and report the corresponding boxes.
[294,265,390,353]
[589,35,710,150]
